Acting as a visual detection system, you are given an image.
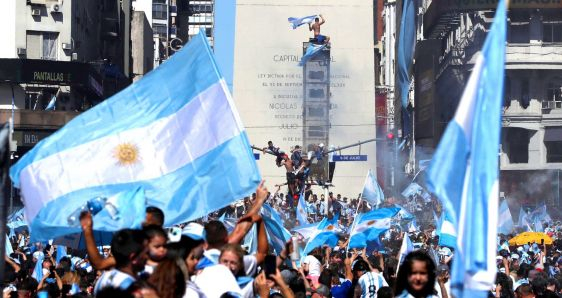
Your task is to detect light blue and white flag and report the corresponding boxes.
[408,220,418,233]
[348,207,400,249]
[7,208,27,232]
[518,207,530,230]
[298,43,327,66]
[261,204,292,254]
[426,1,506,297]
[296,192,309,225]
[302,216,340,255]
[45,95,56,111]
[5,234,13,256]
[397,0,416,108]
[401,182,423,198]
[437,210,457,249]
[10,32,260,241]
[56,245,67,265]
[398,234,414,267]
[396,205,414,221]
[288,15,317,30]
[497,200,514,234]
[362,170,384,207]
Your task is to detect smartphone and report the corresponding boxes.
[264,255,277,277]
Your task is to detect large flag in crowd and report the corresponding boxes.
[348,207,400,249]
[10,32,261,241]
[361,170,384,207]
[426,0,506,297]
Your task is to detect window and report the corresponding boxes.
[520,78,530,109]
[543,22,562,43]
[152,4,167,20]
[504,128,530,163]
[546,79,562,102]
[508,22,530,43]
[26,31,58,60]
[546,142,562,162]
[152,24,167,36]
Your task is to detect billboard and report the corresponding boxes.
[233,0,376,193]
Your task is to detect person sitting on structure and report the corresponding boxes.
[308,15,330,44]
[262,141,285,167]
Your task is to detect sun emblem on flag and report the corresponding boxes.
[114,142,140,166]
[325,225,334,231]
[367,220,377,226]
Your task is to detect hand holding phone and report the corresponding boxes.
[264,255,276,278]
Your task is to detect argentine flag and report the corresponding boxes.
[302,216,340,255]
[45,95,56,111]
[296,192,309,225]
[348,207,400,249]
[497,200,513,234]
[261,204,292,254]
[437,210,457,249]
[361,170,384,207]
[10,32,261,241]
[288,15,317,30]
[426,1,506,297]
[299,43,327,66]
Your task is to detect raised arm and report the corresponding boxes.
[80,212,116,270]
[228,180,268,244]
[319,14,325,25]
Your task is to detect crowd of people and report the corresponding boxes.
[2,177,562,298]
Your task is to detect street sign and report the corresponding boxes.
[332,155,367,162]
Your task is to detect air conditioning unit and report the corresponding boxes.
[31,8,41,16]
[62,43,72,50]
[50,3,61,13]
[17,48,26,55]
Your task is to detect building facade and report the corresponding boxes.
[232,0,377,193]
[417,1,562,212]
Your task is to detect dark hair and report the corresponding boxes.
[315,17,319,22]
[496,272,514,298]
[166,235,204,260]
[204,221,228,248]
[111,229,147,268]
[377,286,394,298]
[146,206,164,226]
[394,251,436,298]
[145,206,165,226]
[516,284,534,297]
[143,225,167,241]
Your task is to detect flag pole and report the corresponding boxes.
[0,123,11,282]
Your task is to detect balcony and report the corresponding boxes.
[0,109,79,130]
[506,43,562,69]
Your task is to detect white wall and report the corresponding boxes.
[0,0,18,58]
[233,0,376,196]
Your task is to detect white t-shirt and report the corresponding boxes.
[358,272,388,298]
[303,255,321,277]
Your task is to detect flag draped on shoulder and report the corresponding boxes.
[348,207,399,249]
[426,1,506,297]
[10,32,261,241]
[361,170,384,207]
[288,15,317,30]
